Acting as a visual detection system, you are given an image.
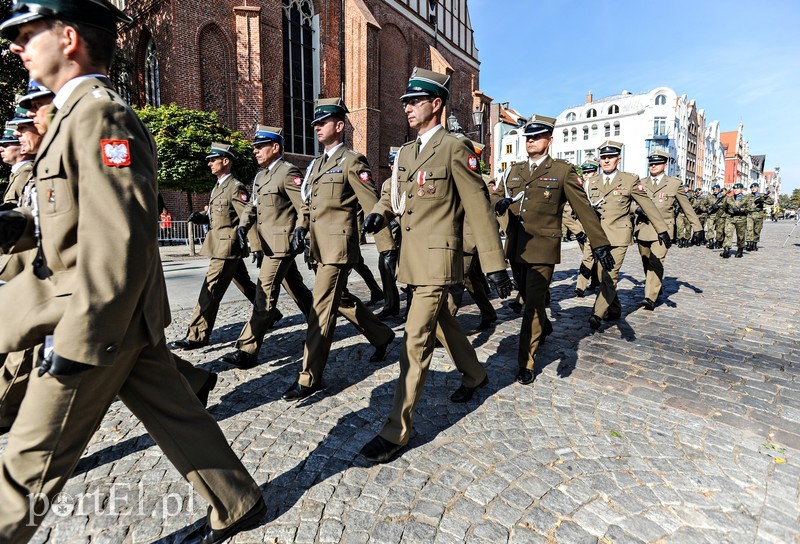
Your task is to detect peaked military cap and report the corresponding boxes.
[388,146,400,165]
[598,140,623,157]
[750,182,759,188]
[679,183,690,188]
[0,0,133,40]
[733,182,744,189]
[311,97,348,126]
[253,125,284,146]
[0,123,20,145]
[18,80,53,110]
[7,114,33,127]
[206,142,237,161]
[580,159,600,173]
[401,67,450,103]
[647,150,670,165]
[711,184,721,190]
[522,114,556,137]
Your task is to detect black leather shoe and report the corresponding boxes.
[369,331,395,363]
[642,298,655,311]
[604,309,621,321]
[281,382,321,401]
[721,248,730,258]
[574,288,584,298]
[182,497,266,544]
[475,316,497,331]
[359,435,403,463]
[516,368,535,385]
[450,375,489,403]
[266,310,283,329]
[367,292,384,306]
[376,307,400,319]
[195,372,217,408]
[221,350,259,369]
[753,244,759,251]
[0,425,10,436]
[588,314,602,330]
[735,248,744,258]
[169,338,207,350]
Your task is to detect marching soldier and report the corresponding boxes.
[220,126,314,368]
[492,117,612,384]
[281,98,395,402]
[170,142,257,349]
[721,182,753,258]
[360,67,514,462]
[674,183,697,248]
[692,187,707,245]
[746,182,773,251]
[634,151,702,310]
[561,159,602,297]
[587,141,669,329]
[704,184,727,249]
[375,146,402,320]
[1,120,33,206]
[0,2,266,542]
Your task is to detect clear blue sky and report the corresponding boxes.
[469,0,799,194]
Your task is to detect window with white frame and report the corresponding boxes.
[283,0,317,155]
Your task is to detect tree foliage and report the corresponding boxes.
[134,103,257,196]
[788,189,800,210]
[0,0,29,181]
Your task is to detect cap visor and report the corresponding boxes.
[400,91,433,101]
[310,112,333,126]
[0,12,45,40]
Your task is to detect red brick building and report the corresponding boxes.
[113,0,484,217]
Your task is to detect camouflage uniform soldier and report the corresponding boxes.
[675,184,695,247]
[721,182,754,258]
[746,182,774,251]
[704,184,727,249]
[692,188,707,245]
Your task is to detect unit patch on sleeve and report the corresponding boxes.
[293,176,303,186]
[101,139,131,168]
[240,192,249,202]
[359,171,372,183]
[467,154,479,172]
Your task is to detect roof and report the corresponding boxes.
[720,131,738,158]
[499,104,526,126]
[764,172,774,182]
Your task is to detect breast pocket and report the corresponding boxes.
[259,185,280,207]
[536,180,560,205]
[417,166,448,200]
[321,173,345,198]
[38,156,74,217]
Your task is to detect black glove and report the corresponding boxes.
[388,218,400,231]
[380,249,398,272]
[0,210,27,246]
[592,244,615,272]
[634,207,649,223]
[574,231,587,245]
[657,231,672,249]
[495,198,513,216]
[251,250,264,268]
[291,226,308,255]
[486,269,514,298]
[37,351,93,378]
[0,202,17,212]
[362,213,385,234]
[691,231,704,246]
[187,212,209,225]
[236,226,249,251]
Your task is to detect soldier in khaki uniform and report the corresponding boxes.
[170,143,257,349]
[721,182,753,258]
[634,151,703,310]
[360,68,514,462]
[222,126,314,368]
[0,3,266,542]
[492,117,612,384]
[587,141,670,329]
[674,183,696,247]
[746,181,773,250]
[561,160,602,297]
[281,98,395,401]
[375,146,402,319]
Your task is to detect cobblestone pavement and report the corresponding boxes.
[5,221,799,543]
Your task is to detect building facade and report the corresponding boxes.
[114,0,483,217]
[721,123,747,188]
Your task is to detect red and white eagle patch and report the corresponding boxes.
[293,176,303,186]
[101,139,131,168]
[637,184,644,191]
[239,192,249,202]
[467,154,479,172]
[359,171,371,182]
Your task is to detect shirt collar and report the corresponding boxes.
[53,74,107,109]
[11,160,32,173]
[267,158,282,172]
[418,124,443,151]
[651,175,661,184]
[528,154,548,169]
[217,173,232,186]
[602,170,618,178]
[323,142,345,159]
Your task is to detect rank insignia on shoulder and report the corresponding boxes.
[240,192,249,202]
[293,176,302,186]
[467,154,479,172]
[101,139,131,168]
[359,171,371,182]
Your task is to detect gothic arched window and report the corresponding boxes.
[144,38,161,106]
[283,0,316,155]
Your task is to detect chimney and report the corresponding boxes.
[586,91,593,103]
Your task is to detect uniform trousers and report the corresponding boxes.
[187,258,256,343]
[517,264,554,370]
[748,215,765,243]
[299,263,393,388]
[714,215,727,243]
[0,338,262,543]
[352,254,383,300]
[448,254,496,322]
[236,256,313,355]
[0,348,34,427]
[637,240,669,302]
[724,217,747,249]
[575,240,596,292]
[676,214,692,241]
[591,245,630,319]
[379,284,487,446]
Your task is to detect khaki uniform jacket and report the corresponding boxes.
[2,161,33,204]
[586,170,668,247]
[491,157,609,264]
[0,77,169,365]
[240,159,305,257]
[198,175,250,259]
[304,145,385,265]
[635,175,702,241]
[372,128,506,286]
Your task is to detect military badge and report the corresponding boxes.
[467,154,479,171]
[427,185,436,194]
[416,171,427,186]
[637,184,644,191]
[101,139,131,168]
[293,176,302,186]
[240,193,249,202]
[359,171,371,182]
[417,188,425,197]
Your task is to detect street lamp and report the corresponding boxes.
[471,107,484,145]
[446,112,462,133]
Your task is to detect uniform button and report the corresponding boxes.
[312,218,316,222]
[312,206,317,210]
[405,226,411,231]
[314,192,318,196]
[407,210,413,215]
[522,209,526,212]
[408,193,413,198]
[105,344,118,353]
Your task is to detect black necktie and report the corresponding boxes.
[414,139,421,159]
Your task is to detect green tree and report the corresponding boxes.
[789,188,800,210]
[0,0,28,182]
[134,104,257,209]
